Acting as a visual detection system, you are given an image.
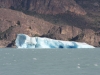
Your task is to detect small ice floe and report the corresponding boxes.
[33,58,37,60]
[77,66,81,69]
[77,64,81,69]
[94,64,98,66]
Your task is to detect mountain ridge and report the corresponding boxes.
[0,0,86,15]
[0,8,100,47]
[0,0,100,47]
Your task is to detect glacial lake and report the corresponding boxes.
[0,48,100,75]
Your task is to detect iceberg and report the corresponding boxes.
[15,34,95,48]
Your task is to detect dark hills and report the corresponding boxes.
[0,0,100,47]
[0,0,86,15]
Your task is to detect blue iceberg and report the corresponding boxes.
[15,34,95,48]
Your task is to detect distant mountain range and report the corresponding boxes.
[0,0,100,47]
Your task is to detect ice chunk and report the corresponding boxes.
[15,34,95,48]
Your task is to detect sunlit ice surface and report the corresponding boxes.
[15,34,95,48]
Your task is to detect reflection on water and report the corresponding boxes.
[0,48,100,75]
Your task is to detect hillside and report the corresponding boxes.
[75,0,100,31]
[0,8,100,47]
[0,0,100,31]
[0,0,86,15]
[0,0,100,47]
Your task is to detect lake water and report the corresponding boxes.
[0,48,100,75]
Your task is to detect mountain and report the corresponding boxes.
[0,0,100,31]
[75,0,100,31]
[0,0,100,47]
[75,0,100,11]
[0,8,100,47]
[0,0,86,15]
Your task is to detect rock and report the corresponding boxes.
[0,0,86,15]
[0,8,99,47]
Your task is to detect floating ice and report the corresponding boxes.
[15,34,95,48]
[77,66,81,69]
[94,64,98,66]
[33,58,37,60]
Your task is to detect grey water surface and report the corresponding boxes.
[0,48,100,75]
